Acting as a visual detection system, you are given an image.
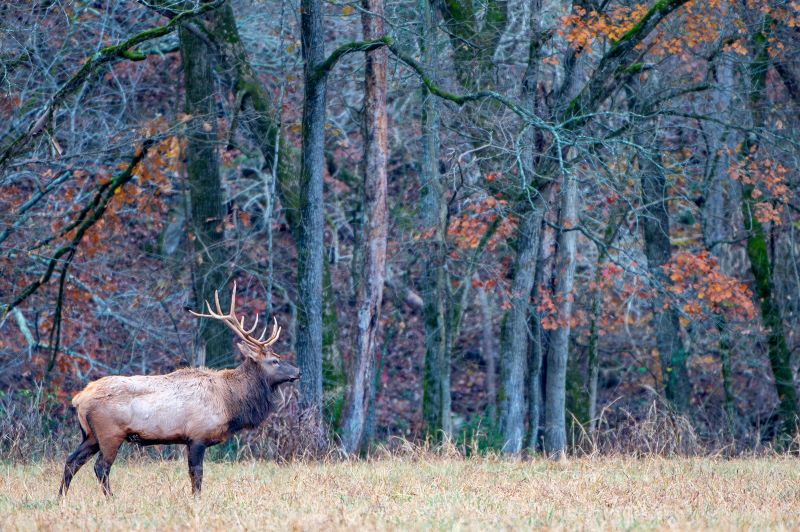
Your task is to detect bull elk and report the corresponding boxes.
[58,284,299,497]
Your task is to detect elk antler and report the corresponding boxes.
[188,282,281,350]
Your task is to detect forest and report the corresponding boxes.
[1,0,799,464]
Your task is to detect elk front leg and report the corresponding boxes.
[94,433,123,497]
[187,442,206,495]
[93,453,114,497]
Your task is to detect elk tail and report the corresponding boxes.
[71,388,89,408]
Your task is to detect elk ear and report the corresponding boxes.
[236,342,262,361]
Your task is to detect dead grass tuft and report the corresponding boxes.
[577,400,702,457]
[0,386,69,462]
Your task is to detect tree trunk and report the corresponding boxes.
[742,189,799,438]
[543,173,578,458]
[586,261,609,436]
[499,208,541,453]
[515,0,569,453]
[637,144,691,412]
[586,285,600,435]
[526,186,556,451]
[340,0,389,454]
[208,3,302,236]
[775,60,800,106]
[586,207,624,435]
[209,3,341,420]
[179,24,231,368]
[296,0,327,412]
[703,54,738,437]
[526,273,545,451]
[418,0,451,439]
[718,318,735,436]
[476,277,497,423]
[742,22,799,439]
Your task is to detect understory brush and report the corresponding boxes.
[3,387,798,464]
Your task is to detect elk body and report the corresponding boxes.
[58,285,299,497]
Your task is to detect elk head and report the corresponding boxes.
[189,283,300,386]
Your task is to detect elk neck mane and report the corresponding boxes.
[220,359,274,433]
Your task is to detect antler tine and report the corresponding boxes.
[252,317,279,345]
[187,298,222,319]
[258,323,269,342]
[224,283,258,344]
[264,318,281,346]
[266,326,282,347]
[242,313,259,335]
[213,288,225,316]
[189,282,282,350]
[229,281,237,316]
[233,315,260,346]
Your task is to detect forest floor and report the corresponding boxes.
[1,456,798,530]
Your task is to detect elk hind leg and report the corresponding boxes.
[59,430,99,497]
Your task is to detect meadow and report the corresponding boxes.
[1,455,798,530]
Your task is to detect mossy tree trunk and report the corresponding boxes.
[741,21,799,440]
[208,3,302,236]
[179,23,231,368]
[741,191,799,438]
[418,0,452,438]
[437,0,507,92]
[209,3,341,411]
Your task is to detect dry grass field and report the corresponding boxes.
[1,456,799,530]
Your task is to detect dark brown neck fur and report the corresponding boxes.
[223,360,274,433]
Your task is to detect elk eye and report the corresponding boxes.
[271,360,278,365]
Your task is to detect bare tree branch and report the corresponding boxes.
[0,0,223,170]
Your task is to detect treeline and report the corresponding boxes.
[1,0,799,457]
